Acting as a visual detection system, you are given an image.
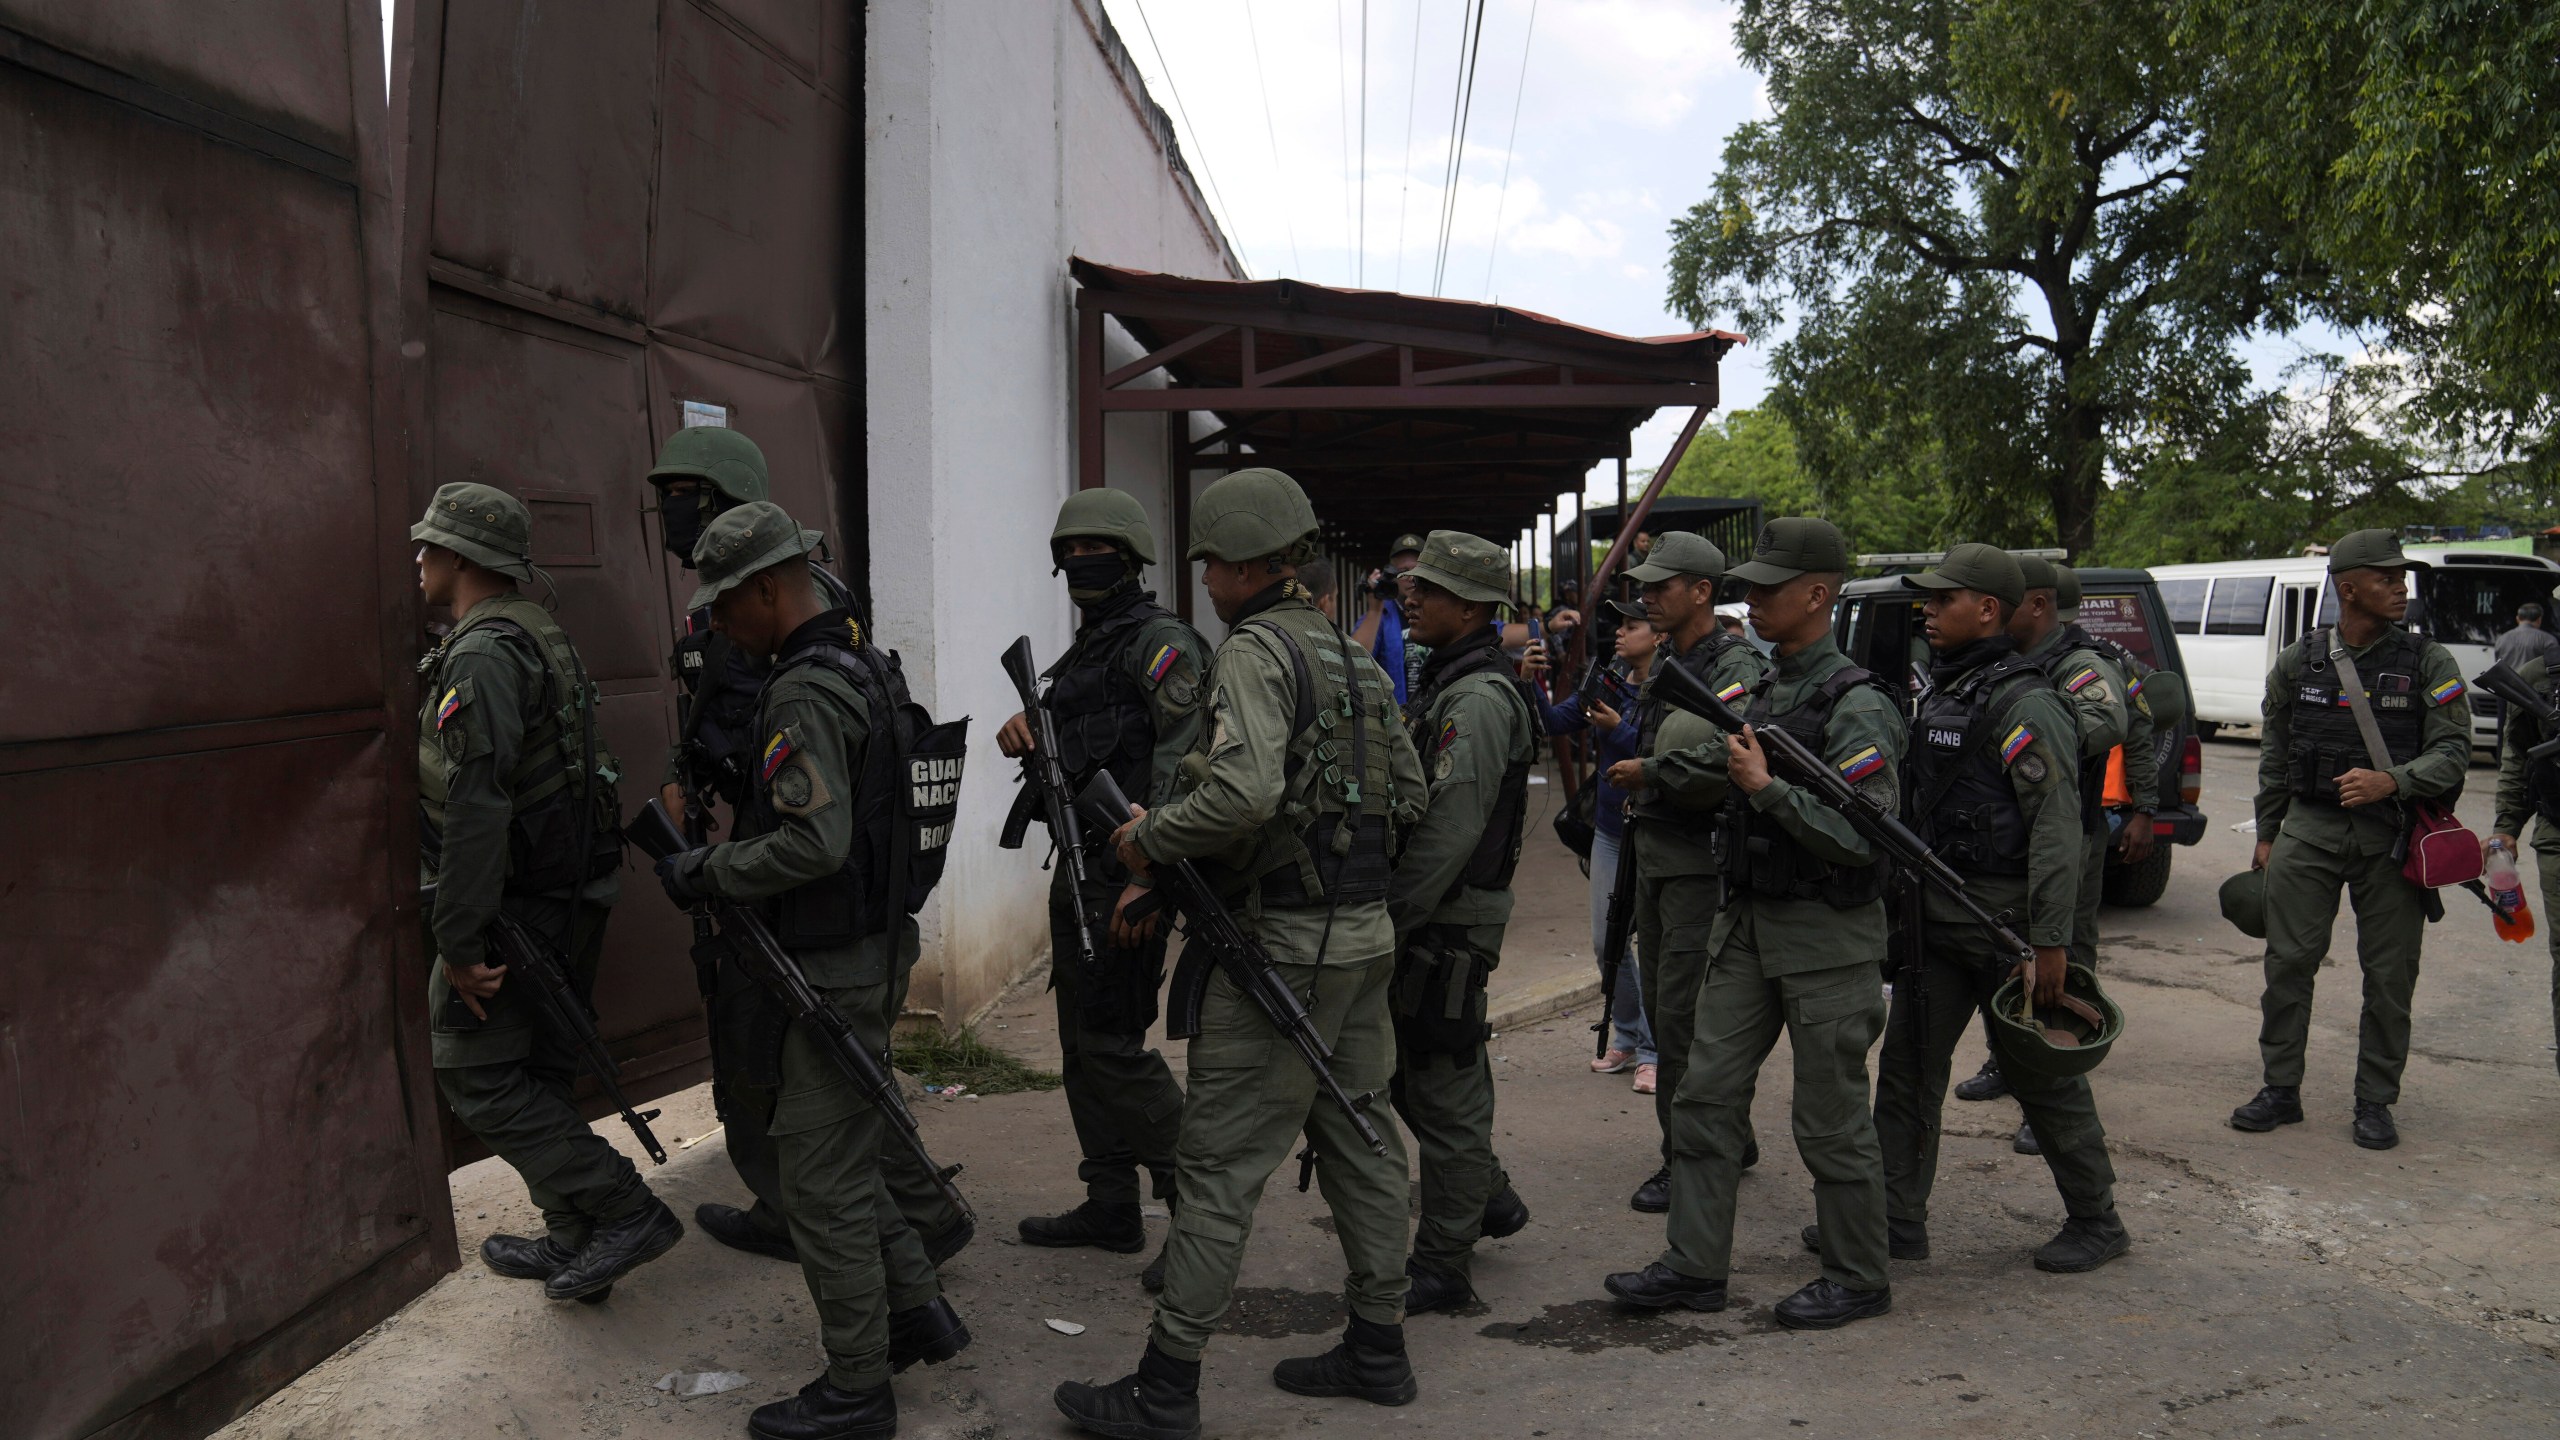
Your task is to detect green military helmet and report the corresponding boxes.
[1052,487,1159,566]
[411,481,538,583]
[1408,530,1515,610]
[1186,466,1319,562]
[687,500,822,610]
[1987,963,2125,1079]
[2219,868,2268,940]
[649,425,770,503]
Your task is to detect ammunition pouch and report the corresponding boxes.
[1392,928,1493,1063]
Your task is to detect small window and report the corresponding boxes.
[2158,577,2208,635]
[2206,575,2275,635]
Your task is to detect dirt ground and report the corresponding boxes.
[222,743,2560,1438]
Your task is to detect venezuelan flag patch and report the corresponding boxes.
[2126,674,2144,697]
[1437,717,1459,753]
[1838,745,1885,783]
[435,687,463,729]
[1999,724,2034,764]
[1146,644,1181,682]
[760,730,793,781]
[2428,677,2466,705]
[1715,681,1748,703]
[2065,667,2100,693]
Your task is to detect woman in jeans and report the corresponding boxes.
[1543,605,1660,1092]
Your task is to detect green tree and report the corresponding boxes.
[1661,406,1948,554]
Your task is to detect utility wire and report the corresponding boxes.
[1480,0,1538,299]
[1336,0,1355,284]
[1431,0,1490,295]
[1128,0,1252,276]
[1238,0,1302,276]
[1392,0,1425,291]
[1358,0,1369,286]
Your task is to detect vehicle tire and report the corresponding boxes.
[2192,720,2218,742]
[2104,842,2173,908]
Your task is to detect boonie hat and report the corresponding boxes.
[1904,542,2026,609]
[2218,869,2267,940]
[1407,530,1515,609]
[2327,528,2427,575]
[688,500,823,609]
[411,482,539,583]
[1727,517,1849,586]
[648,426,771,504]
[1389,532,1427,559]
[1626,531,1727,584]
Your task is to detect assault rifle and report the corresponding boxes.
[1075,771,1388,1157]
[422,884,667,1164]
[996,637,1102,980]
[1592,802,1638,1059]
[626,800,973,1221]
[2476,661,2560,764]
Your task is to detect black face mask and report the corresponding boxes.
[660,489,711,567]
[1060,553,1131,604]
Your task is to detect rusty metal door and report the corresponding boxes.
[396,0,868,1135]
[0,4,448,1438]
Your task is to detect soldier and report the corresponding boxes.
[1607,519,1900,1328]
[645,426,973,1270]
[1604,531,1769,1213]
[653,503,969,1440]
[998,490,1202,1283]
[2230,530,2470,1150]
[1386,531,1542,1314]
[1869,544,2132,1273]
[412,483,682,1303]
[2489,599,2560,1075]
[1054,468,1427,1440]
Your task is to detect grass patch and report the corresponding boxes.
[893,1024,1061,1096]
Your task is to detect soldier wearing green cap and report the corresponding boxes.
[1384,530,1542,1314]
[1605,528,1770,1214]
[411,482,683,1304]
[1055,468,1428,1440]
[997,489,1203,1281]
[1606,518,1900,1328]
[1870,543,2133,1274]
[2232,529,2469,1151]
[643,427,971,1275]
[651,501,970,1439]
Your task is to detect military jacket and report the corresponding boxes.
[2073,628,2164,810]
[1633,630,1770,876]
[1388,630,1541,936]
[2255,628,2470,859]
[664,566,855,801]
[1043,588,1206,875]
[2495,657,2560,844]
[2025,625,2130,834]
[1910,644,2082,946]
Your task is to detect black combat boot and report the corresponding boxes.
[696,1201,798,1262]
[2033,1212,2131,1273]
[887,1295,971,1373]
[2012,1120,2041,1155]
[1774,1278,1892,1330]
[480,1233,614,1304]
[749,1376,896,1440]
[1403,1256,1476,1315]
[2352,1100,2399,1150]
[543,1197,683,1300]
[1272,1315,1418,1405]
[1481,1182,1530,1239]
[2229,1085,2304,1132]
[922,1212,975,1267]
[1629,1166,1671,1213]
[1054,1342,1202,1440]
[1019,1200,1147,1253]
[1954,1056,2010,1101]
[1602,1262,1727,1312]
[1801,1217,1930,1262]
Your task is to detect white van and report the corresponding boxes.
[2148,547,2560,747]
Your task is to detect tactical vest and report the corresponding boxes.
[672,569,857,807]
[418,593,623,894]
[743,620,967,948]
[2035,627,2114,835]
[2285,625,2427,806]
[1721,666,1892,907]
[1908,652,2052,877]
[1042,592,1176,825]
[1403,633,1541,893]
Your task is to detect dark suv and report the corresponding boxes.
[1833,567,2208,906]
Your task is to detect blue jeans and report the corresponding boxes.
[1589,828,1657,1065]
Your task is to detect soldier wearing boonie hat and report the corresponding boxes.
[411,483,683,1309]
[1383,531,1541,1314]
[2234,528,2469,1152]
[1870,542,2135,1275]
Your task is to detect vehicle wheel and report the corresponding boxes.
[2192,720,2218,742]
[2104,842,2173,908]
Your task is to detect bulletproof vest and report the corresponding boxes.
[2035,626,2114,836]
[1403,632,1541,893]
[1907,651,2052,877]
[2284,625,2426,806]
[418,592,623,894]
[1209,597,1402,912]
[672,568,858,808]
[743,617,967,948]
[1042,590,1175,819]
[1721,666,1892,907]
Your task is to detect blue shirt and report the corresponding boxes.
[1541,666,1643,839]
[1371,600,1411,706]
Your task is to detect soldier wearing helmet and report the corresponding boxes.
[1055,469,1428,1440]
[995,489,1204,1284]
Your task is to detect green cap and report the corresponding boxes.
[1052,488,1159,565]
[648,425,770,504]
[1187,467,1319,562]
[1389,533,1427,559]
[1727,517,1848,585]
[411,482,538,583]
[2328,528,2427,575]
[2013,554,2058,594]
[1407,530,1515,608]
[1904,542,2025,608]
[2218,869,2267,940]
[1625,531,1727,584]
[2053,565,2083,613]
[687,500,822,609]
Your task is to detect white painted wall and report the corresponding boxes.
[866,0,1242,1026]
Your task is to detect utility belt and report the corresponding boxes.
[1392,925,1494,1064]
[1256,813,1395,909]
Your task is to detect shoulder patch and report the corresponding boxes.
[1145,643,1182,685]
[1999,723,2035,765]
[1437,717,1460,754]
[435,686,465,730]
[760,728,795,782]
[1715,681,1749,703]
[2065,667,2100,693]
[2427,676,2466,706]
[1838,745,1885,783]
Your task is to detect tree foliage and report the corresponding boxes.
[1661,406,1951,554]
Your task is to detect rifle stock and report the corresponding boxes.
[1592,811,1638,1058]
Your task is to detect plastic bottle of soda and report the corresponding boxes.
[2486,837,2536,943]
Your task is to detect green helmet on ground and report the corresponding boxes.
[1987,963,2125,1079]
[1052,487,1159,566]
[649,425,770,503]
[1186,467,1319,562]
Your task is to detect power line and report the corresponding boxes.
[1358,0,1369,286]
[1336,0,1354,284]
[1431,0,1490,295]
[1238,0,1302,277]
[1128,0,1251,276]
[1480,0,1539,299]
[1393,0,1424,291]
